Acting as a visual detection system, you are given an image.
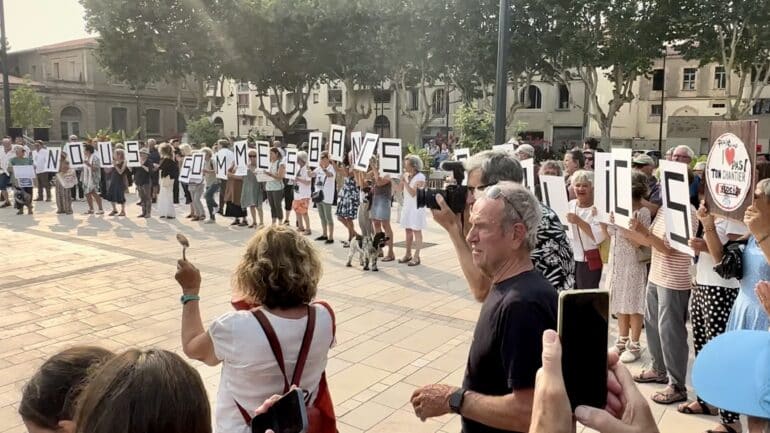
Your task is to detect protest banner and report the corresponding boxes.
[378,138,402,177]
[98,142,113,166]
[125,141,141,168]
[520,159,536,195]
[660,160,696,256]
[329,124,346,162]
[350,131,362,164]
[13,165,35,188]
[705,120,757,221]
[216,148,233,180]
[611,148,633,228]
[234,140,249,168]
[189,153,204,182]
[594,152,613,223]
[540,175,571,236]
[308,132,322,168]
[353,133,379,172]
[179,156,193,183]
[284,148,298,180]
[65,142,84,169]
[45,147,61,173]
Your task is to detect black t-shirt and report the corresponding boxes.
[133,159,154,186]
[462,270,558,433]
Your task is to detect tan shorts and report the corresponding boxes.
[292,198,310,214]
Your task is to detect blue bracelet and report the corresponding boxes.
[180,294,200,305]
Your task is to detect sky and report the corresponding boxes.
[5,0,92,52]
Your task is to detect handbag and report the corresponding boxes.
[577,226,603,271]
[312,173,327,204]
[713,238,748,280]
[235,303,337,433]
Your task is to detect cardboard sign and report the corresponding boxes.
[354,133,379,172]
[611,148,633,228]
[216,148,233,180]
[594,152,613,223]
[98,142,113,166]
[234,140,249,168]
[539,175,571,236]
[329,124,346,162]
[493,143,515,153]
[454,148,470,161]
[255,141,270,171]
[705,120,758,221]
[179,156,193,184]
[308,132,322,168]
[350,131,362,164]
[45,148,61,173]
[378,138,403,176]
[125,141,141,168]
[520,158,536,195]
[14,165,35,187]
[189,153,204,182]
[660,160,696,256]
[284,148,299,180]
[65,142,84,169]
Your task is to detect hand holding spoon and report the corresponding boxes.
[176,233,190,260]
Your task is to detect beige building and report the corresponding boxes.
[6,38,194,143]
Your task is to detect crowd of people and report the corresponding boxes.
[12,133,770,433]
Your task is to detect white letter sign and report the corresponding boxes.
[611,148,633,228]
[660,160,696,256]
[329,124,346,162]
[45,148,61,173]
[350,131,362,164]
[216,148,232,180]
[594,152,613,223]
[520,159,536,195]
[378,138,402,176]
[66,142,84,169]
[234,140,249,168]
[539,175,571,237]
[256,141,271,171]
[125,141,141,168]
[308,132,322,168]
[98,142,113,166]
[179,156,193,184]
[354,133,379,172]
[189,153,204,182]
[284,148,298,180]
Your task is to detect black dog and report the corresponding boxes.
[347,231,389,271]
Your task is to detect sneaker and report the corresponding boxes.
[315,235,328,241]
[620,341,642,363]
[325,239,334,244]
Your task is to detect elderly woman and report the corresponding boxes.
[157,143,178,219]
[397,154,427,266]
[563,149,585,200]
[55,155,76,215]
[312,151,336,243]
[200,147,220,223]
[627,172,699,405]
[264,147,285,225]
[538,160,563,177]
[82,143,104,215]
[176,225,335,433]
[239,148,264,228]
[566,170,605,289]
[600,172,651,362]
[292,151,312,235]
[103,148,128,216]
[8,145,34,215]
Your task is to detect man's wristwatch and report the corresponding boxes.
[449,388,467,414]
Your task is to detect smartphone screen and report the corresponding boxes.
[251,389,308,433]
[558,289,609,410]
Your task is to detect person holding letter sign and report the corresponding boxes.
[102,148,128,216]
[82,144,105,215]
[158,143,179,219]
[134,149,154,218]
[565,170,606,289]
[8,145,34,215]
[32,141,51,202]
[54,154,76,215]
[239,149,265,228]
[335,153,361,248]
[626,168,699,405]
[312,151,336,244]
[368,158,395,261]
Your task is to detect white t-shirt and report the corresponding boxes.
[569,200,605,262]
[696,218,748,288]
[33,149,49,173]
[313,166,336,205]
[209,306,334,433]
[296,165,311,199]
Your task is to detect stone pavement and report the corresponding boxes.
[0,194,719,433]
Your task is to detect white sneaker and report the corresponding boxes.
[620,342,642,363]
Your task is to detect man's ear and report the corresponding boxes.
[58,420,76,433]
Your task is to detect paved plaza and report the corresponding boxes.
[0,194,719,433]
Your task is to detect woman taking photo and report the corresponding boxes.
[240,149,265,228]
[158,143,179,219]
[566,170,605,289]
[264,147,285,225]
[335,153,360,248]
[176,225,335,433]
[104,148,128,216]
[397,154,426,266]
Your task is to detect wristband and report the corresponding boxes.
[180,294,200,305]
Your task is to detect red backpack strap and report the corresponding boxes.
[313,300,336,345]
[253,309,291,392]
[290,306,316,387]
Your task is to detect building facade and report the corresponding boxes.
[7,38,194,143]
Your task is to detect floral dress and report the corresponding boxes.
[605,206,651,314]
[335,176,360,219]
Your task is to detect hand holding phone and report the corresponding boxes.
[251,389,308,433]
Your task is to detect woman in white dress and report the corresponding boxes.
[157,143,178,219]
[396,154,426,266]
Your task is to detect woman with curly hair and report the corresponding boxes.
[176,225,336,433]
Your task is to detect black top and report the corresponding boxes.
[461,270,558,433]
[133,159,154,186]
[159,158,179,179]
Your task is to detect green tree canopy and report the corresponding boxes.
[10,80,51,133]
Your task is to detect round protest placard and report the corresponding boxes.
[705,132,752,212]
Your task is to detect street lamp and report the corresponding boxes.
[493,0,510,146]
[0,0,11,135]
[228,91,240,139]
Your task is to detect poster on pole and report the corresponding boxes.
[594,152,614,223]
[234,140,249,168]
[65,142,85,169]
[329,124,346,162]
[45,147,61,173]
[125,141,141,168]
[189,153,204,182]
[308,132,322,168]
[284,148,298,180]
[354,133,379,172]
[539,175,571,237]
[98,142,113,166]
[215,147,233,180]
[520,159,536,195]
[179,156,194,184]
[611,148,633,228]
[454,148,470,161]
[378,138,402,177]
[350,131,362,164]
[660,160,696,256]
[705,120,757,221]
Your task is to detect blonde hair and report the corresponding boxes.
[200,147,213,157]
[233,225,321,308]
[179,143,192,156]
[158,142,173,158]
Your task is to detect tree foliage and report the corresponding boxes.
[454,105,494,154]
[186,116,222,147]
[10,80,51,133]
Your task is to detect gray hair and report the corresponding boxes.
[200,147,213,157]
[404,154,423,171]
[297,151,308,163]
[147,138,156,147]
[570,169,594,187]
[463,150,523,184]
[759,178,770,199]
[475,181,541,250]
[674,145,694,158]
[539,160,563,176]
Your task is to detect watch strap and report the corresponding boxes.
[449,388,466,414]
[180,294,200,305]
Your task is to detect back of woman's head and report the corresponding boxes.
[75,349,211,433]
[20,346,114,430]
[158,142,173,158]
[234,225,321,309]
[631,171,650,201]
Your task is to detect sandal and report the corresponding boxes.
[118,211,126,217]
[397,256,412,264]
[108,210,118,216]
[381,255,395,262]
[633,369,668,384]
[407,258,421,266]
[677,401,716,416]
[651,386,687,405]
